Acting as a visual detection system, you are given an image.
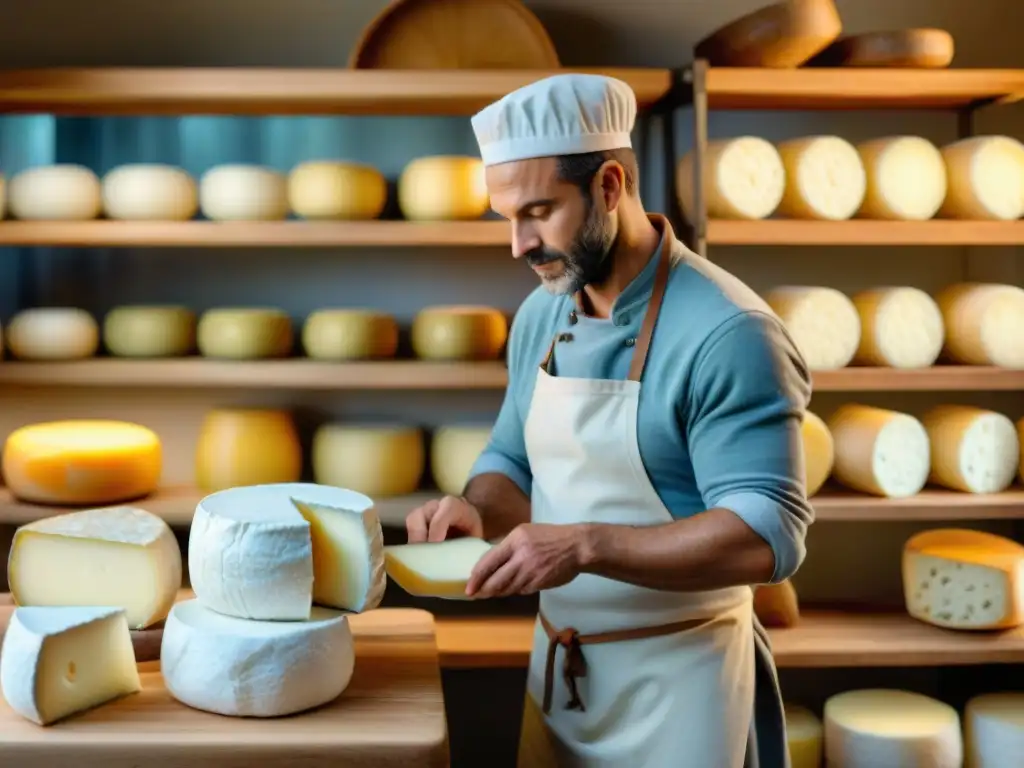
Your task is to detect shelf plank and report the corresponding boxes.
[0,67,672,116]
[707,219,1024,246]
[812,366,1024,391]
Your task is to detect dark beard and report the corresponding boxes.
[524,197,615,295]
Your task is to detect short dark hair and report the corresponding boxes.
[555,148,639,197]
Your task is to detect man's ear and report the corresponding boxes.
[592,159,626,213]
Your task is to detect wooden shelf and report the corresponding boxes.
[707,219,1024,246]
[702,67,1024,111]
[811,366,1024,391]
[0,67,672,116]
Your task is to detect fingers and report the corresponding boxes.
[466,538,513,597]
[405,499,439,543]
[472,557,522,599]
[427,496,470,542]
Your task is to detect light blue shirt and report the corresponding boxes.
[467,234,814,583]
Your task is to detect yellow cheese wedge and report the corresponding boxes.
[197,307,293,359]
[965,692,1024,767]
[851,287,944,368]
[199,164,288,221]
[801,410,833,496]
[103,305,196,358]
[939,136,1024,221]
[765,286,860,370]
[921,405,1019,494]
[8,165,102,220]
[431,425,493,496]
[301,309,399,360]
[856,136,947,220]
[101,164,198,221]
[936,283,1024,369]
[312,423,424,498]
[398,156,489,221]
[785,705,823,768]
[194,408,302,492]
[411,305,508,361]
[288,161,387,220]
[676,137,785,221]
[6,307,99,360]
[384,538,493,599]
[776,136,866,220]
[828,404,930,498]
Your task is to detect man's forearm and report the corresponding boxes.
[463,472,531,539]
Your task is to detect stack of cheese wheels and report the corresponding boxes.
[287,161,388,220]
[411,305,508,360]
[431,424,493,496]
[101,164,198,220]
[784,705,823,768]
[851,287,944,368]
[921,405,1020,494]
[8,165,102,220]
[964,692,1024,766]
[2,419,162,505]
[765,286,860,370]
[824,689,963,767]
[675,137,786,221]
[194,408,302,492]
[103,305,196,357]
[199,164,289,221]
[174,482,386,716]
[936,283,1024,369]
[776,136,867,220]
[6,307,99,360]
[302,309,399,360]
[312,423,424,498]
[197,307,293,359]
[398,156,489,221]
[827,404,930,498]
[938,136,1024,220]
[902,528,1024,631]
[800,411,833,496]
[855,136,947,220]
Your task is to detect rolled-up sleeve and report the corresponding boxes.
[685,310,813,583]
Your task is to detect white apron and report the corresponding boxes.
[517,226,755,768]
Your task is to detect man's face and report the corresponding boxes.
[485,157,617,295]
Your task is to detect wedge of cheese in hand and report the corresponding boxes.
[903,528,1024,630]
[801,410,834,496]
[9,506,182,629]
[384,537,493,599]
[766,286,861,370]
[0,606,141,726]
[676,137,785,221]
[828,404,930,498]
[965,692,1024,767]
[188,483,385,620]
[785,705,823,768]
[921,405,1019,494]
[851,287,944,368]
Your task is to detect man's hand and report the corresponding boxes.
[466,523,587,599]
[405,495,484,543]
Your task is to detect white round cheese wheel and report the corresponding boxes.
[939,136,1024,221]
[199,165,288,221]
[196,308,293,359]
[161,598,354,717]
[6,307,99,360]
[676,137,785,221]
[312,423,424,498]
[1018,417,1024,484]
[287,161,387,220]
[103,305,195,358]
[765,287,860,371]
[801,411,833,497]
[856,136,947,220]
[301,309,399,360]
[785,705,823,768]
[936,283,1024,368]
[921,405,1019,494]
[776,136,866,220]
[431,425,493,496]
[824,689,962,768]
[8,165,102,221]
[195,409,302,492]
[398,156,489,221]
[965,692,1024,767]
[101,164,198,221]
[851,287,944,369]
[828,404,930,498]
[411,305,508,361]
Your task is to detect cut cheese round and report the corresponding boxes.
[287,161,387,220]
[676,138,785,221]
[801,410,833,496]
[9,506,182,629]
[936,283,1024,368]
[6,307,99,360]
[851,287,944,368]
[196,307,293,359]
[828,404,930,498]
[431,425,493,496]
[921,405,1019,494]
[301,309,399,361]
[188,483,384,620]
[903,528,1024,630]
[199,165,289,221]
[103,305,196,358]
[824,689,962,768]
[855,136,947,220]
[776,136,867,220]
[8,165,102,220]
[2,420,161,506]
[411,305,508,360]
[398,156,489,221]
[161,599,354,717]
[765,286,860,370]
[101,164,198,221]
[312,423,424,498]
[194,408,301,492]
[384,537,493,599]
[939,136,1024,220]
[785,705,823,768]
[965,692,1024,767]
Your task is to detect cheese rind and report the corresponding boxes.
[852,287,944,368]
[197,308,293,359]
[101,164,198,221]
[302,309,399,360]
[939,136,1024,221]
[964,692,1024,767]
[398,156,489,221]
[384,537,493,599]
[676,137,785,221]
[776,136,867,220]
[194,408,302,492]
[856,136,947,220]
[801,410,833,496]
[103,305,196,357]
[312,423,424,497]
[765,286,860,370]
[6,307,99,361]
[785,705,823,768]
[431,425,493,496]
[902,528,1024,630]
[411,305,509,361]
[0,606,141,726]
[160,599,354,717]
[287,161,387,220]
[828,404,930,498]
[8,165,102,220]
[199,164,288,221]
[936,283,1024,369]
[921,405,1019,494]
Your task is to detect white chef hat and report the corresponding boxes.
[471,74,637,167]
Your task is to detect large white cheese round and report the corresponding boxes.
[411,305,508,361]
[801,411,833,497]
[676,137,785,221]
[199,165,289,221]
[8,165,102,220]
[312,423,424,498]
[921,405,1019,494]
[197,308,293,359]
[398,156,489,221]
[776,136,867,220]
[939,136,1024,220]
[965,692,1024,767]
[194,408,302,492]
[936,283,1024,368]
[301,309,399,360]
[765,286,860,370]
[6,308,99,361]
[856,136,947,220]
[161,599,354,717]
[101,164,198,221]
[287,161,387,220]
[103,305,196,358]
[785,705,823,768]
[431,425,492,496]
[851,287,944,369]
[828,404,930,498]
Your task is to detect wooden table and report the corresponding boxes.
[0,607,449,767]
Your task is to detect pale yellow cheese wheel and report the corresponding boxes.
[287,161,387,220]
[8,165,102,220]
[197,308,293,359]
[398,156,489,221]
[103,305,196,358]
[676,137,785,221]
[851,287,944,368]
[785,705,823,768]
[776,136,866,220]
[101,164,198,221]
[921,405,1019,494]
[936,283,1024,368]
[801,411,833,497]
[828,404,930,498]
[301,309,399,360]
[939,136,1024,220]
[199,165,288,221]
[195,409,302,492]
[431,425,493,496]
[312,423,424,498]
[411,305,508,361]
[1019,417,1024,485]
[6,308,99,360]
[856,136,947,221]
[765,286,860,371]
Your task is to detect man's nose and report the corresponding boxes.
[512,226,540,260]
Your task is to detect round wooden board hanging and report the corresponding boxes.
[350,0,560,69]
